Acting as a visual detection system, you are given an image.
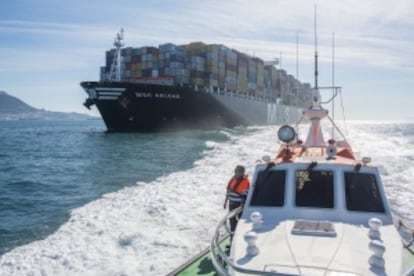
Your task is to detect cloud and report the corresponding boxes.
[1,0,414,117]
[0,47,102,73]
[0,20,114,44]
[0,20,114,73]
[1,0,414,75]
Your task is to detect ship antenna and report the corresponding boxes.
[109,28,124,81]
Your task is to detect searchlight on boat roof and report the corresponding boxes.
[278,125,296,143]
[362,157,372,166]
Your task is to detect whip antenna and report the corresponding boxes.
[332,32,335,138]
[314,5,318,90]
[296,31,299,80]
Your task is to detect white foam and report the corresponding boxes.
[0,122,413,275]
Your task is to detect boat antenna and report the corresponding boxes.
[314,5,319,90]
[296,31,299,80]
[332,32,335,138]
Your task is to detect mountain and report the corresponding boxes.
[0,91,37,114]
[0,91,95,120]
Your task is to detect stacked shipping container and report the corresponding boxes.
[102,42,311,106]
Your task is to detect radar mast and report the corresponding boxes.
[109,28,124,81]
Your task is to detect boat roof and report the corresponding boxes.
[228,160,398,275]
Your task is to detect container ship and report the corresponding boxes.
[81,29,312,132]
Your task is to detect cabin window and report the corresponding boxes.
[295,170,334,208]
[345,172,385,213]
[250,170,286,206]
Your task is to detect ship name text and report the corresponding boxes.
[135,92,181,99]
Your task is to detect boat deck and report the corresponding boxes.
[168,237,230,276]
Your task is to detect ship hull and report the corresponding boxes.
[81,81,302,132]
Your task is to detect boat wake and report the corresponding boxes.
[0,122,413,275]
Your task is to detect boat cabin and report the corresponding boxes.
[227,161,401,275]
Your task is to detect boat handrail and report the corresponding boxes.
[394,215,414,254]
[210,207,299,276]
[211,211,413,275]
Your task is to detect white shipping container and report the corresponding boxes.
[152,69,159,78]
[225,76,237,84]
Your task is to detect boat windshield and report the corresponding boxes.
[250,170,286,206]
[295,170,334,208]
[345,172,385,213]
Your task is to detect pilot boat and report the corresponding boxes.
[208,90,414,275]
[167,89,414,276]
[168,18,414,275]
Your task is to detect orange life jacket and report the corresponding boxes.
[227,176,250,202]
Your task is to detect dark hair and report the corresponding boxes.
[235,165,245,172]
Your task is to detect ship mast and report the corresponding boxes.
[109,28,124,81]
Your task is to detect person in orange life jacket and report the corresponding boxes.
[223,165,250,235]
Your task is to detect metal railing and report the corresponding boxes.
[211,212,414,276]
[394,215,414,276]
[395,215,414,254]
[210,207,299,276]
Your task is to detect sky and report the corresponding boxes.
[1,0,414,120]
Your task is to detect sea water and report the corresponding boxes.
[0,120,413,275]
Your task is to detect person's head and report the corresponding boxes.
[234,165,245,179]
